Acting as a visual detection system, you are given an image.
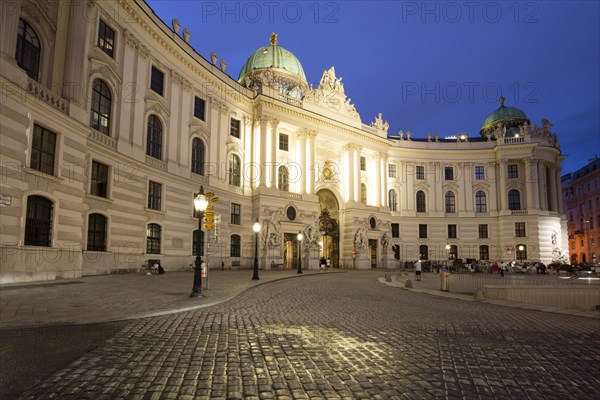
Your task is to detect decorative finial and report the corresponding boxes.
[270,32,278,46]
[499,96,505,105]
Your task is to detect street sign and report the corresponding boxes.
[211,197,219,202]
[204,224,215,230]
[206,191,213,197]
[204,217,214,223]
[206,204,213,210]
[204,211,216,216]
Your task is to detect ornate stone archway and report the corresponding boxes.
[316,189,340,268]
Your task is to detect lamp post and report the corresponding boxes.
[190,186,209,298]
[445,243,451,260]
[517,245,525,262]
[252,218,261,280]
[297,230,303,274]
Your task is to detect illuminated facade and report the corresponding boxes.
[0,0,568,282]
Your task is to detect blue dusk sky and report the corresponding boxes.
[145,0,600,174]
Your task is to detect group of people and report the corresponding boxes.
[319,257,331,272]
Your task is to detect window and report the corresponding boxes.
[24,195,53,246]
[418,224,427,238]
[230,118,240,138]
[15,19,40,81]
[97,20,115,58]
[90,161,109,198]
[147,181,162,210]
[507,164,518,179]
[448,224,457,239]
[361,183,367,205]
[230,234,241,257]
[228,154,241,186]
[391,223,400,238]
[286,206,296,221]
[444,166,454,180]
[90,79,112,135]
[194,97,205,120]
[416,165,425,180]
[474,166,485,180]
[389,189,398,212]
[146,223,161,254]
[192,229,204,256]
[419,245,428,260]
[231,203,241,225]
[279,133,289,151]
[31,124,56,175]
[278,166,289,192]
[360,156,366,171]
[388,164,397,178]
[515,222,526,237]
[508,189,521,210]
[146,115,162,159]
[416,191,426,212]
[191,138,205,175]
[478,224,488,239]
[479,245,489,260]
[87,213,107,251]
[150,66,164,95]
[445,191,456,213]
[475,190,487,213]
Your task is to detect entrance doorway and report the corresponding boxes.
[316,189,340,268]
[283,233,298,269]
[369,239,377,268]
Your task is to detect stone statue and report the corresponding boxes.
[371,113,389,131]
[171,18,181,33]
[381,231,390,250]
[210,52,218,65]
[220,59,227,72]
[520,121,530,136]
[182,28,190,43]
[541,119,553,137]
[354,228,367,251]
[304,220,320,246]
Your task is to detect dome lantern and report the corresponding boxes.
[480,97,530,138]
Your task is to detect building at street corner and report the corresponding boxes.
[0,0,567,283]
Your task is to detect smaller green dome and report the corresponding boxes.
[480,97,529,135]
[238,33,306,83]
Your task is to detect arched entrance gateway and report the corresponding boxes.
[317,189,340,268]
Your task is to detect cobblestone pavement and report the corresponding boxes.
[20,271,600,399]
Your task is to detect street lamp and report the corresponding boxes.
[445,243,451,260]
[252,218,261,280]
[190,186,209,298]
[517,245,525,262]
[297,230,303,274]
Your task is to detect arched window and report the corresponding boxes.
[24,195,53,246]
[508,189,521,210]
[361,183,367,205]
[230,234,241,257]
[389,189,398,212]
[15,19,40,81]
[192,229,204,256]
[191,138,205,175]
[475,190,487,213]
[146,223,161,254]
[479,245,489,260]
[445,191,456,213]
[278,166,289,192]
[228,154,241,186]
[90,79,112,135]
[87,213,107,251]
[419,245,428,260]
[416,190,426,212]
[146,115,162,159]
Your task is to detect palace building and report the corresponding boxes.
[0,0,568,283]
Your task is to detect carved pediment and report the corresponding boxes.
[189,124,209,140]
[145,97,170,118]
[414,183,429,192]
[88,57,122,85]
[305,66,361,121]
[442,182,459,192]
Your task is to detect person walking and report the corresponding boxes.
[415,259,422,281]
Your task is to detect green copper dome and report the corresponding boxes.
[238,33,307,83]
[480,97,529,136]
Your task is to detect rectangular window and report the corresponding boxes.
[418,224,427,238]
[231,203,241,225]
[194,97,205,120]
[279,133,288,151]
[507,164,518,179]
[150,66,164,96]
[474,166,485,180]
[388,164,397,178]
[31,124,57,176]
[230,118,240,138]
[515,222,526,237]
[147,181,162,210]
[360,156,366,171]
[416,165,425,180]
[478,224,488,239]
[90,161,109,198]
[444,166,454,180]
[391,223,400,238]
[447,224,457,239]
[97,20,115,58]
[230,235,241,257]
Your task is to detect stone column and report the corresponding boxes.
[498,161,507,211]
[488,162,498,212]
[258,116,269,187]
[530,159,540,210]
[354,146,362,202]
[268,119,279,188]
[404,162,414,211]
[556,166,563,214]
[343,144,356,202]
[524,158,535,210]
[306,130,317,194]
[296,128,307,194]
[63,1,92,106]
[548,166,558,212]
[380,153,388,208]
[372,153,382,207]
[538,162,547,210]
[243,116,254,187]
